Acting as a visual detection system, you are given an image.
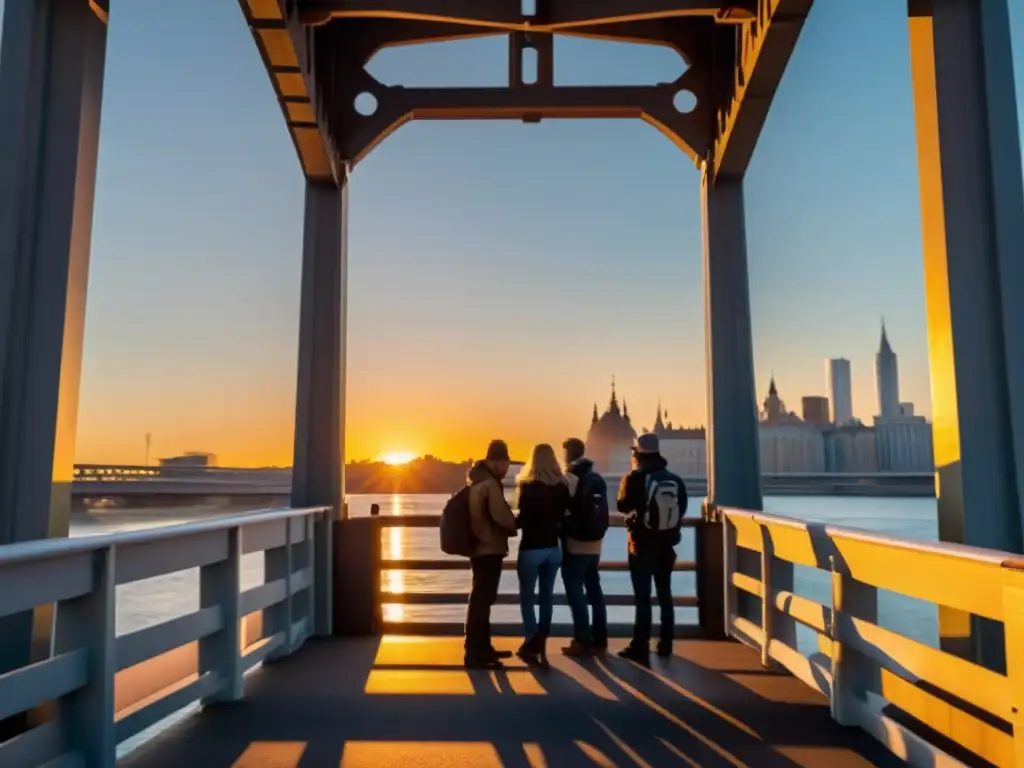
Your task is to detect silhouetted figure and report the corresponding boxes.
[512,443,570,668]
[560,437,609,657]
[616,433,687,665]
[464,439,517,669]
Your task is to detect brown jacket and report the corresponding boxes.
[467,461,517,556]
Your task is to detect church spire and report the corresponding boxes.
[608,376,620,414]
[623,399,630,422]
[769,372,777,396]
[591,403,598,424]
[654,399,665,432]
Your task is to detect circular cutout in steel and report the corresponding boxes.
[673,90,697,114]
[354,92,378,116]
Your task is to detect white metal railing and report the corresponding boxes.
[0,506,332,766]
[719,506,1024,768]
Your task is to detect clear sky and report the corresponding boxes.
[2,1,1023,466]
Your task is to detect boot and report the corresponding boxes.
[516,635,541,665]
[535,635,550,669]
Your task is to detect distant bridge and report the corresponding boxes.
[71,464,935,506]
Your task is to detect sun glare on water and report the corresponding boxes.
[380,451,416,466]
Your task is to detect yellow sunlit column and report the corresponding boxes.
[907,0,1024,668]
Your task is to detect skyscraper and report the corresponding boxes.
[826,358,853,425]
[875,322,900,418]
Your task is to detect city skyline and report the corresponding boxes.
[128,321,924,466]
[5,0,1015,465]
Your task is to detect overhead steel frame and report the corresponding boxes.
[239,0,815,638]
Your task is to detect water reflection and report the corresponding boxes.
[385,495,404,622]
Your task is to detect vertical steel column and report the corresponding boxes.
[908,0,1024,670]
[698,170,766,638]
[0,0,109,676]
[289,175,348,637]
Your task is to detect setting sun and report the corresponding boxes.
[380,451,416,466]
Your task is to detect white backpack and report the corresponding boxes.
[644,473,682,531]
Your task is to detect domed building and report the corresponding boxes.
[758,376,825,473]
[586,380,636,474]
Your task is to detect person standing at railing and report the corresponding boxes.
[512,443,571,668]
[560,437,609,658]
[616,432,688,665]
[464,440,518,669]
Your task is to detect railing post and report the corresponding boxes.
[722,509,737,639]
[315,509,334,636]
[760,526,796,668]
[1002,558,1024,764]
[265,522,294,661]
[759,529,773,667]
[828,556,879,726]
[698,501,728,639]
[304,514,316,634]
[332,516,382,636]
[54,546,115,766]
[199,527,242,703]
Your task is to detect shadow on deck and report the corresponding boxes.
[119,637,903,768]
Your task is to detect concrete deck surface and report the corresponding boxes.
[119,636,904,768]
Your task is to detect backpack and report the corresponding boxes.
[643,470,684,532]
[439,485,475,557]
[570,471,609,542]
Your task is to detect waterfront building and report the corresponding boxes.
[823,425,879,473]
[874,414,934,472]
[826,358,854,425]
[875,323,901,419]
[159,452,217,469]
[585,381,636,474]
[758,378,825,473]
[801,396,831,427]
[651,403,707,477]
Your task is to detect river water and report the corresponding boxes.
[73,493,940,648]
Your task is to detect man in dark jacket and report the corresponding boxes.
[464,439,517,668]
[616,432,687,664]
[560,437,608,657]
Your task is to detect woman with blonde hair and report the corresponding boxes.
[513,443,570,667]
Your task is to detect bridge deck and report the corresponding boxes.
[119,636,902,768]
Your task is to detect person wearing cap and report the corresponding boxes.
[464,439,518,668]
[615,431,688,664]
[560,437,609,657]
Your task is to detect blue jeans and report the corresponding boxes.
[517,547,562,641]
[561,553,608,646]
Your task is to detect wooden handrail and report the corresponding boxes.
[715,504,1024,768]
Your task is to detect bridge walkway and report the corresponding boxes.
[119,635,899,768]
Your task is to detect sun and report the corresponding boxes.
[380,451,416,466]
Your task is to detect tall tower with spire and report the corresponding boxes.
[875,320,900,418]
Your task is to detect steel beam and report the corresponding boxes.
[0,0,108,677]
[712,0,813,180]
[317,18,716,165]
[290,177,348,635]
[907,0,1024,672]
[238,0,339,182]
[299,0,757,28]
